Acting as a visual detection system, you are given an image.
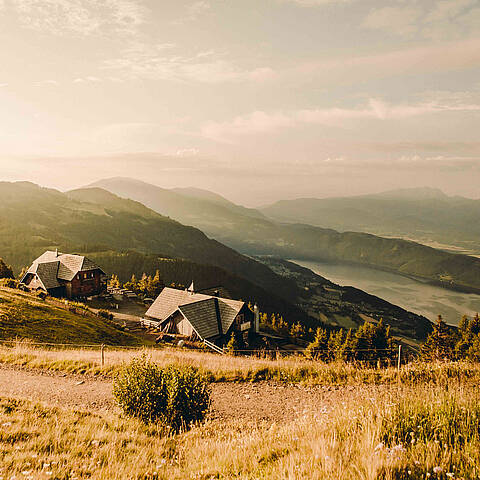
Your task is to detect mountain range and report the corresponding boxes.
[260,187,480,256]
[90,178,480,294]
[0,181,433,340]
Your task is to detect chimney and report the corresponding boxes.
[187,281,194,295]
[55,248,58,257]
[254,304,260,333]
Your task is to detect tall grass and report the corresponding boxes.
[2,342,480,386]
[1,387,479,479]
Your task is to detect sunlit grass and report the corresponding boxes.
[2,342,480,386]
[1,387,479,479]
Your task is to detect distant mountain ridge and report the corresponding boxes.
[0,180,433,340]
[90,178,480,295]
[260,187,480,256]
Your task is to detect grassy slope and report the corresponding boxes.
[0,287,146,345]
[91,178,480,294]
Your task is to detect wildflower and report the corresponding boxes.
[433,466,443,474]
[1,422,11,427]
[45,472,53,477]
[21,472,32,476]
[446,474,454,478]
[374,442,384,452]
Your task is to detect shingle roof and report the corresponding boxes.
[22,250,104,289]
[218,298,244,333]
[145,287,246,340]
[179,298,220,339]
[145,288,213,322]
[33,262,61,290]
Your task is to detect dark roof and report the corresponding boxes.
[34,262,61,290]
[179,298,220,339]
[22,250,104,290]
[145,287,245,340]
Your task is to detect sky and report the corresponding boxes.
[0,0,479,205]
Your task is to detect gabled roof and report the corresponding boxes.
[179,298,220,339]
[145,288,212,323]
[31,261,61,290]
[22,251,104,289]
[145,287,246,340]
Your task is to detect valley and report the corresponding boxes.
[294,259,480,326]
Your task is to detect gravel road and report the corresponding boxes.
[3,365,384,422]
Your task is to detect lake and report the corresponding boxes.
[293,260,480,326]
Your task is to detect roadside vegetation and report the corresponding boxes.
[1,385,479,479]
[3,341,480,387]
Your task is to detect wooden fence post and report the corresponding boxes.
[101,344,105,367]
[397,344,402,382]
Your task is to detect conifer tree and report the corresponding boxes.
[0,258,14,279]
[421,315,456,361]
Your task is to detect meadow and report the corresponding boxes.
[2,341,480,385]
[2,344,480,478]
[1,384,479,479]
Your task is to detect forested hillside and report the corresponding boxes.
[0,181,433,341]
[92,178,480,294]
[0,182,296,302]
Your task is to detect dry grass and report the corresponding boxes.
[2,342,480,386]
[0,386,479,479]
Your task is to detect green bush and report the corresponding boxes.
[0,278,19,289]
[98,309,114,320]
[113,356,211,431]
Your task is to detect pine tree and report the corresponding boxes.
[305,328,328,360]
[225,332,239,356]
[108,274,121,289]
[0,258,14,279]
[421,315,456,361]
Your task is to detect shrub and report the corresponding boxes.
[98,309,114,320]
[0,278,19,289]
[113,356,211,431]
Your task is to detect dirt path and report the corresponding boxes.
[4,366,385,422]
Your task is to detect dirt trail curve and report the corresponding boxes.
[4,365,384,422]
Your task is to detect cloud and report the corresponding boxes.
[201,98,480,141]
[173,0,211,25]
[279,0,353,5]
[33,79,60,87]
[103,42,276,83]
[362,5,421,37]
[362,0,480,40]
[176,148,200,157]
[7,0,146,36]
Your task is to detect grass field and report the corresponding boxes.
[1,385,479,479]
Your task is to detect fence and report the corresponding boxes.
[0,339,404,372]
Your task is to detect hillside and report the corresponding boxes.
[0,181,297,302]
[87,250,431,338]
[91,178,480,294]
[0,181,433,340]
[0,181,321,331]
[260,188,480,256]
[0,286,145,345]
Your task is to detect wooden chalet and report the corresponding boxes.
[145,284,257,345]
[21,250,106,299]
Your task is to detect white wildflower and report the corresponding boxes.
[433,466,443,474]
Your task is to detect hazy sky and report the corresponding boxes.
[1,0,480,205]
